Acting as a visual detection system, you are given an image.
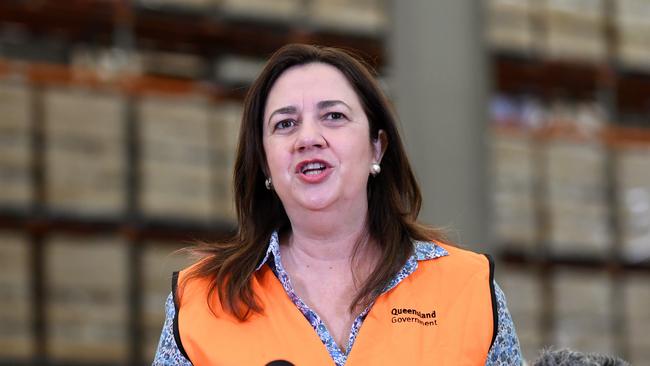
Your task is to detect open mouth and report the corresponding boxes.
[296,160,330,177]
[300,161,327,175]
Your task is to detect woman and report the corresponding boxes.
[153,44,522,365]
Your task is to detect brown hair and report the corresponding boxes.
[184,44,445,319]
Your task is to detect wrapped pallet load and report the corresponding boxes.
[43,87,126,216]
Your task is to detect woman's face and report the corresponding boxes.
[262,62,383,214]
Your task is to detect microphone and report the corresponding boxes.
[532,348,630,366]
[266,360,295,366]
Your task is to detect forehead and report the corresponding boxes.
[265,62,360,111]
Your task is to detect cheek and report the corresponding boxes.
[340,141,375,176]
[264,144,291,177]
[262,140,277,172]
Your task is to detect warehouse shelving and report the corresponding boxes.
[491,50,650,364]
[486,2,650,361]
[0,1,386,365]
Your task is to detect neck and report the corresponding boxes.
[281,213,379,290]
[288,221,368,262]
[282,199,370,262]
[285,200,368,252]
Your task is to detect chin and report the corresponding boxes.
[297,195,336,211]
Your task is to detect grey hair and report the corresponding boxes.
[532,348,630,366]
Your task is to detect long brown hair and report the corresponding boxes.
[183,44,445,319]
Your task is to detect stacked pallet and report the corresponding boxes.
[44,87,126,216]
[308,0,387,33]
[490,131,537,250]
[616,145,650,262]
[485,0,536,53]
[138,0,214,10]
[139,95,219,221]
[0,80,32,207]
[617,0,650,70]
[553,269,614,354]
[543,0,607,61]
[45,235,128,363]
[543,138,610,256]
[624,274,650,364]
[0,232,33,360]
[497,267,542,362]
[219,0,302,20]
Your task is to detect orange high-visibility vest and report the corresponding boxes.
[172,243,497,366]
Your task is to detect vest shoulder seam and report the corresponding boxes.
[172,271,192,362]
[484,254,498,349]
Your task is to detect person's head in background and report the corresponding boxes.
[193,44,444,318]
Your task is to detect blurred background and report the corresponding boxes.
[0,0,649,365]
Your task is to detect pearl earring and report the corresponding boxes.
[370,162,381,176]
[265,178,273,190]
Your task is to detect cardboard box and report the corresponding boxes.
[491,134,537,248]
[544,141,607,204]
[485,0,535,52]
[625,273,650,365]
[308,0,387,34]
[139,96,220,220]
[44,87,126,215]
[0,80,32,207]
[616,147,650,261]
[618,25,650,70]
[617,0,650,70]
[219,0,302,21]
[138,0,214,10]
[547,202,610,255]
[542,0,606,61]
[546,0,604,21]
[624,274,650,348]
[553,269,615,355]
[615,0,650,69]
[497,267,542,361]
[617,0,650,27]
[141,162,216,219]
[493,193,537,247]
[544,140,610,255]
[140,51,208,80]
[45,235,128,363]
[214,55,266,86]
[0,232,33,359]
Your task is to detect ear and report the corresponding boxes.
[372,130,388,163]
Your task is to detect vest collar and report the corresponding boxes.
[255,230,449,272]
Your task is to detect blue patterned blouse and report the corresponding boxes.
[153,232,522,365]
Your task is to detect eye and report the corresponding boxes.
[274,119,296,131]
[324,112,346,121]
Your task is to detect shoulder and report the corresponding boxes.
[174,259,219,311]
[176,258,214,291]
[411,241,495,312]
[421,241,492,278]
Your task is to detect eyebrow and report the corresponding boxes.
[267,100,352,124]
[268,106,298,125]
[317,100,351,110]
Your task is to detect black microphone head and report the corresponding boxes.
[532,348,630,366]
[266,360,295,366]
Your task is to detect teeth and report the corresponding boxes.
[301,162,326,173]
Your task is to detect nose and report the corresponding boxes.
[294,118,327,152]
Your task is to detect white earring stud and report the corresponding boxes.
[370,162,381,176]
[265,177,273,190]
